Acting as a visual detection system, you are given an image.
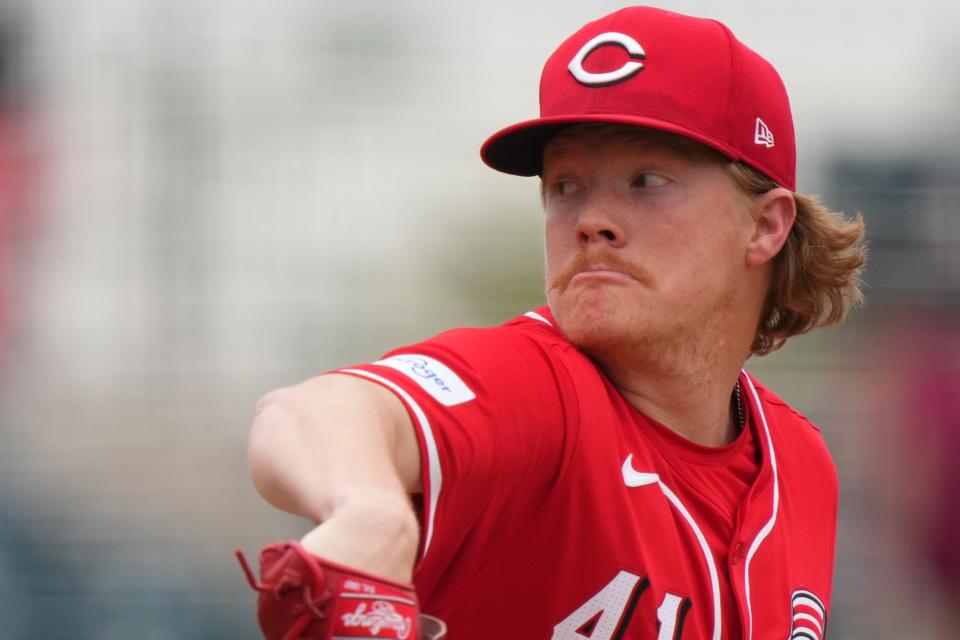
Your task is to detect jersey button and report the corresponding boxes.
[732,542,744,565]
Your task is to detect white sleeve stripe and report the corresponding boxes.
[793,596,826,619]
[340,368,442,563]
[742,371,780,640]
[793,589,826,614]
[523,310,552,325]
[793,612,824,633]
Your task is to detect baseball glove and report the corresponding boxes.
[236,541,447,640]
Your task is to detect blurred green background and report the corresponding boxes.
[1,0,958,637]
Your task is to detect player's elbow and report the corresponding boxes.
[247,387,332,520]
[248,390,292,509]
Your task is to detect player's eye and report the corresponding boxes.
[632,173,669,189]
[554,180,582,196]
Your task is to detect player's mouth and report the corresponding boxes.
[548,252,656,293]
[569,267,637,286]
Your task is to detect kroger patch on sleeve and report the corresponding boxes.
[373,354,476,407]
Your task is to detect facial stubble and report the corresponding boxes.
[548,258,744,386]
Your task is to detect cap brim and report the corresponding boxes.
[480,114,745,177]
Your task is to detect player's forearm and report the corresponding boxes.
[299,492,420,582]
[247,375,422,581]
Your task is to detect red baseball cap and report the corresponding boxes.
[480,6,796,191]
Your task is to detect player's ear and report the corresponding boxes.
[745,187,796,268]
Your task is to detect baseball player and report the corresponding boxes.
[237,6,866,639]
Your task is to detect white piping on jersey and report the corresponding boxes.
[741,371,780,640]
[341,368,442,562]
[656,480,722,640]
[523,310,552,325]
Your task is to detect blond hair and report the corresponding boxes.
[727,163,867,355]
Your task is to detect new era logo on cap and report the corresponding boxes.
[480,6,798,191]
[755,117,775,148]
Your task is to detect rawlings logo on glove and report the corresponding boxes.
[340,601,414,638]
[235,541,446,640]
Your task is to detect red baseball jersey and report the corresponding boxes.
[338,307,837,640]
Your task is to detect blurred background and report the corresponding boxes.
[0,0,958,637]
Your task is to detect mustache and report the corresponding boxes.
[547,250,656,292]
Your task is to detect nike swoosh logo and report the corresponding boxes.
[621,454,660,487]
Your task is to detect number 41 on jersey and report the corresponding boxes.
[552,570,691,639]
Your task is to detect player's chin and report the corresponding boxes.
[552,294,634,352]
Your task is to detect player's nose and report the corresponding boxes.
[575,196,626,249]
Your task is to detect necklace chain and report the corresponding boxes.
[733,382,745,431]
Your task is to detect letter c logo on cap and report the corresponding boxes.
[568,32,646,87]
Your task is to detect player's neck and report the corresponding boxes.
[615,373,744,446]
[594,333,751,448]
